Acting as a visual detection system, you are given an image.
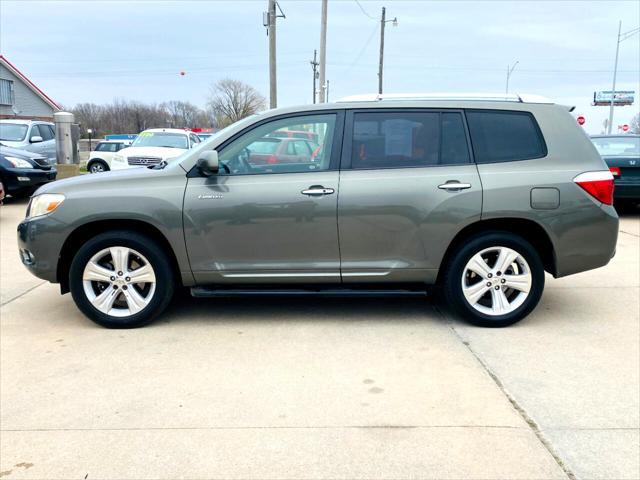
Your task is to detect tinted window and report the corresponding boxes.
[95,143,107,151]
[352,112,439,169]
[35,124,54,141]
[466,110,546,163]
[441,113,470,164]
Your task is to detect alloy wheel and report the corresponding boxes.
[461,246,532,316]
[82,246,156,317]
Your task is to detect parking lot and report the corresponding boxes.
[1,197,638,479]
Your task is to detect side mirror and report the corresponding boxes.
[197,150,219,176]
[30,135,43,143]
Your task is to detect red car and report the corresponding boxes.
[247,137,321,165]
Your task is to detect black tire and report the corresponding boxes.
[442,231,545,327]
[87,159,109,173]
[69,231,174,328]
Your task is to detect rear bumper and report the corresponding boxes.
[2,167,57,193]
[553,203,619,278]
[614,181,640,200]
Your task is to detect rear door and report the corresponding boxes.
[337,109,482,283]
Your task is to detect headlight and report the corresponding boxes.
[27,194,65,219]
[5,156,33,169]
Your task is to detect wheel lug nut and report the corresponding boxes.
[501,279,506,284]
[494,286,500,290]
[497,271,502,276]
[113,285,118,289]
[125,277,131,282]
[122,285,128,290]
[487,273,493,278]
[486,282,492,287]
[110,276,116,281]
[117,271,123,276]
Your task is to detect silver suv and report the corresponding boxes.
[17,94,618,328]
[0,119,57,164]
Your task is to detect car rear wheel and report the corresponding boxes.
[443,232,544,327]
[69,231,174,328]
[88,160,109,173]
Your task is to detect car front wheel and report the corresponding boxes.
[88,160,109,173]
[69,231,174,328]
[443,232,544,327]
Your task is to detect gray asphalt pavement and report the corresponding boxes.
[1,196,638,479]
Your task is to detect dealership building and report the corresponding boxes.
[0,54,60,121]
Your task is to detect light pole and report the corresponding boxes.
[378,6,398,95]
[505,61,519,95]
[607,22,640,134]
[87,128,92,152]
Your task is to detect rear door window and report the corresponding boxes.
[349,110,471,169]
[466,110,546,163]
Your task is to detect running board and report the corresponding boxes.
[191,286,428,298]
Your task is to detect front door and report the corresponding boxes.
[338,109,482,284]
[184,112,344,284]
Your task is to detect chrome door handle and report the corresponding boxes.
[301,186,335,196]
[438,182,472,191]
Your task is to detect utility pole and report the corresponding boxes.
[606,22,639,134]
[268,0,277,108]
[608,21,622,134]
[265,1,285,108]
[318,0,328,103]
[310,49,319,104]
[326,80,330,102]
[505,61,519,95]
[378,7,397,95]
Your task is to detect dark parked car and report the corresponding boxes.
[591,134,640,204]
[0,143,57,198]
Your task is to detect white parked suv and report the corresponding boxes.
[110,128,201,170]
[86,140,132,173]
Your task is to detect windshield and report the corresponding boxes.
[132,132,188,149]
[0,123,28,142]
[592,136,639,156]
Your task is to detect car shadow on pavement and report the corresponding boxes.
[159,289,444,327]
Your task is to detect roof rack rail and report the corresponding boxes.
[336,93,553,104]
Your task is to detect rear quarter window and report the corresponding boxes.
[466,110,547,163]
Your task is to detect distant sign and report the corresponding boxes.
[593,90,635,106]
[577,115,586,125]
[620,124,630,132]
[105,134,138,141]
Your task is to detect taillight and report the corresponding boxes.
[574,171,615,205]
[267,154,278,164]
[609,166,621,177]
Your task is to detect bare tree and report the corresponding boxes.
[207,79,266,127]
[161,100,205,128]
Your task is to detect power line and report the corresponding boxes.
[353,0,377,20]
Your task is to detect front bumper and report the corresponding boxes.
[3,167,57,193]
[17,214,68,284]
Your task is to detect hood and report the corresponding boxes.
[0,144,47,160]
[118,146,187,160]
[35,165,164,196]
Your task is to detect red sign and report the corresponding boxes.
[621,124,629,132]
[577,115,586,126]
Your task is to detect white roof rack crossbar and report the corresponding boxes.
[337,93,553,104]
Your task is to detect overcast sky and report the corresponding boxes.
[1,0,639,133]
